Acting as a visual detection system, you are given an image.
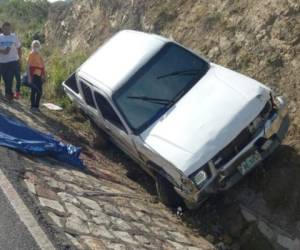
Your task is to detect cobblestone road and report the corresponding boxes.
[0,101,214,250]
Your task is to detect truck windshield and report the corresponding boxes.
[114,43,209,134]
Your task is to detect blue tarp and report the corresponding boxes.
[0,113,84,168]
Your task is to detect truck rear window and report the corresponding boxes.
[65,73,79,94]
[95,92,125,131]
[80,81,96,108]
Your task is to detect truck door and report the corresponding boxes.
[94,91,139,160]
[79,80,101,124]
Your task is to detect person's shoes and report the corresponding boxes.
[5,95,13,102]
[14,92,21,99]
[30,107,40,113]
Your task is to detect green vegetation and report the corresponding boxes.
[0,0,88,109]
[44,50,88,109]
[0,0,49,47]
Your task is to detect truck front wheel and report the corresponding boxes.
[155,175,183,208]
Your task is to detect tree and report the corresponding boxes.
[0,0,49,47]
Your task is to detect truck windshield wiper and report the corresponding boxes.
[127,95,175,105]
[157,68,203,79]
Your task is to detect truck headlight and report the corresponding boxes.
[275,96,288,117]
[193,170,207,186]
[190,164,211,188]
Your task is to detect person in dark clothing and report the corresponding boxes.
[30,74,43,109]
[13,58,21,99]
[27,40,45,110]
[0,27,2,85]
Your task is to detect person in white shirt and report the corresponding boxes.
[0,27,2,85]
[0,22,22,101]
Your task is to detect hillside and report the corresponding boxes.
[32,0,300,249]
[0,0,49,47]
[46,0,300,145]
[46,0,299,127]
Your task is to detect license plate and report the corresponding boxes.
[237,151,261,175]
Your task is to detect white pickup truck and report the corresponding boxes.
[63,30,289,209]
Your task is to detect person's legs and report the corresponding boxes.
[12,61,21,96]
[32,75,43,108]
[0,63,3,94]
[30,87,36,108]
[30,76,38,108]
[2,62,14,99]
[35,76,43,108]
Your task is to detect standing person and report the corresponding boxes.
[12,34,21,99]
[0,22,22,101]
[27,40,45,111]
[0,27,2,85]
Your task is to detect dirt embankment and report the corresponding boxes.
[46,0,300,211]
[46,0,300,148]
[46,0,299,122]
[45,0,300,249]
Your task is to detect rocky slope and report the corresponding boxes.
[46,0,299,115]
[46,0,299,139]
[45,0,300,249]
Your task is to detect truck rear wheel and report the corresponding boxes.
[155,175,183,208]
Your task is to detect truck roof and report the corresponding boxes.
[78,30,169,94]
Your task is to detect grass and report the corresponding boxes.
[0,0,49,48]
[44,49,88,110]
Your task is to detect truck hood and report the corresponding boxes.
[140,64,270,176]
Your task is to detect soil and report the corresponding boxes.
[44,0,300,248]
[37,101,299,249]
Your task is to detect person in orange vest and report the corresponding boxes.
[27,40,45,111]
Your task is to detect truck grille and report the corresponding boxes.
[212,101,272,170]
[213,128,252,169]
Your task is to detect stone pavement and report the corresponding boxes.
[0,101,215,250]
[22,158,213,250]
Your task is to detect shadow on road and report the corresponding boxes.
[179,144,300,248]
[246,144,300,221]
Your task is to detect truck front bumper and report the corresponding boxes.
[184,96,289,209]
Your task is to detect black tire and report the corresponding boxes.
[155,175,183,208]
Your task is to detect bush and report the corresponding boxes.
[0,0,49,23]
[22,30,46,48]
[0,0,49,48]
[44,49,88,108]
[0,0,87,111]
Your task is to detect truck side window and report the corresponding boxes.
[94,92,126,131]
[65,73,79,94]
[80,81,96,108]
